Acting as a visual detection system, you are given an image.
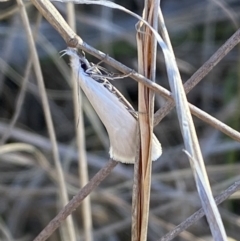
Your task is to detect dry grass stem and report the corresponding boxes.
[16,0,75,240]
[132,1,160,240]
[66,3,92,241]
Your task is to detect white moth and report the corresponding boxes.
[64,48,162,163]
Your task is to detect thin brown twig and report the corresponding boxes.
[33,159,118,241]
[158,180,240,241]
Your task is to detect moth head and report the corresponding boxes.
[73,49,91,72]
[62,47,91,73]
[78,51,90,72]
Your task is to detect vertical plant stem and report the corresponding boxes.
[158,5,227,241]
[132,1,159,240]
[16,1,75,240]
[66,2,93,241]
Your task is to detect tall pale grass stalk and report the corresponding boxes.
[66,2,92,241]
[16,0,75,240]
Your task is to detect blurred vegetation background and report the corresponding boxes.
[0,0,240,240]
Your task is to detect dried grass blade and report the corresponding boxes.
[157,6,227,241]
[132,1,159,240]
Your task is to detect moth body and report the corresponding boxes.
[66,48,162,163]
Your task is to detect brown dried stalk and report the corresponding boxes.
[132,1,160,241]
